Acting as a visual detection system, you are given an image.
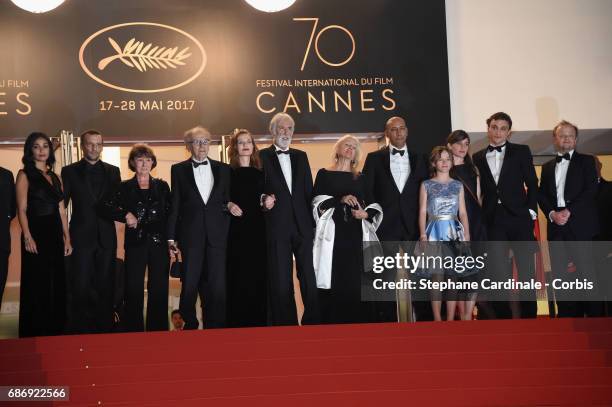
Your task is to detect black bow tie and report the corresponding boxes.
[392,148,405,156]
[276,150,290,155]
[192,160,208,168]
[487,144,506,153]
[556,153,571,163]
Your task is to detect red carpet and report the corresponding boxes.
[1,318,611,406]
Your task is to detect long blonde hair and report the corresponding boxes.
[332,134,361,177]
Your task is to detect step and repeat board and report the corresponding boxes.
[0,0,450,151]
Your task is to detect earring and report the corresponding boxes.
[335,154,339,160]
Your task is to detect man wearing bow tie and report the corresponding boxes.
[259,112,319,325]
[538,120,600,317]
[362,116,427,321]
[473,112,539,318]
[167,126,231,329]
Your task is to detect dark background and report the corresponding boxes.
[0,0,450,153]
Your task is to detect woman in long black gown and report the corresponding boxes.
[226,129,268,327]
[16,132,72,337]
[312,135,381,324]
[448,130,486,320]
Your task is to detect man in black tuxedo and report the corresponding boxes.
[0,166,16,306]
[473,112,539,318]
[362,116,428,322]
[62,130,121,333]
[167,126,231,329]
[539,120,601,317]
[260,112,319,325]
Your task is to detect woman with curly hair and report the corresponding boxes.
[226,129,268,327]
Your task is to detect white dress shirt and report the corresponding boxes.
[192,159,213,204]
[389,145,410,193]
[487,144,537,219]
[485,144,506,185]
[554,150,574,208]
[275,146,292,194]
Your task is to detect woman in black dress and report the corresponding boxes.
[312,135,381,324]
[226,129,268,327]
[16,132,72,337]
[448,130,486,320]
[100,144,170,331]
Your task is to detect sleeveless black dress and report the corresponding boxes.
[19,168,66,337]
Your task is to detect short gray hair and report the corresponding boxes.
[269,112,295,136]
[183,126,211,144]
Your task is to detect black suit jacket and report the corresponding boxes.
[538,152,599,240]
[473,142,538,224]
[99,176,171,248]
[362,147,427,240]
[0,167,16,253]
[260,146,314,238]
[596,178,612,240]
[167,158,231,249]
[62,160,121,250]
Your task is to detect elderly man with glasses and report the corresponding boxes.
[167,126,231,329]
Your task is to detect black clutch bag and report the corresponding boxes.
[170,261,183,279]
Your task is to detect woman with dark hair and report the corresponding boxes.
[16,132,72,337]
[225,129,268,327]
[447,130,486,320]
[99,144,170,331]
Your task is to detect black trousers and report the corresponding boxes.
[487,205,537,319]
[180,240,227,329]
[68,245,115,333]
[124,241,169,331]
[267,225,319,326]
[549,228,603,318]
[0,250,8,306]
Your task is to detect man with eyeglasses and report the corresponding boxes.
[259,112,319,325]
[167,126,231,329]
[61,129,121,333]
[538,120,601,317]
[362,116,428,322]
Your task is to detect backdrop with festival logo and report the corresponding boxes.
[0,0,450,152]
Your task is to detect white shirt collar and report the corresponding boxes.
[274,145,290,152]
[389,145,408,157]
[557,149,575,158]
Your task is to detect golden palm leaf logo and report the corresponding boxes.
[97,37,192,72]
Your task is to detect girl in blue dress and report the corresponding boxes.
[418,146,471,321]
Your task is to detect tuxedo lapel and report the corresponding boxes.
[100,163,112,200]
[564,153,579,200]
[76,160,96,201]
[545,160,557,203]
[209,159,220,202]
[183,160,204,205]
[267,146,291,195]
[381,147,399,194]
[476,151,495,186]
[289,149,298,194]
[497,143,512,185]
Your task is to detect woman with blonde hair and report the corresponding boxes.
[312,135,382,324]
[225,129,268,327]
